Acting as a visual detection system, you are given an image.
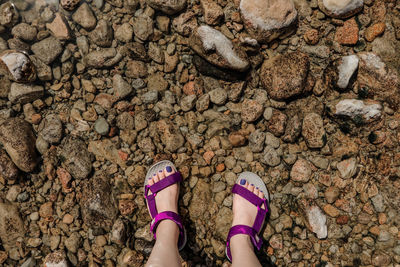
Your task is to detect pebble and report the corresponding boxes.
[335,18,359,45]
[89,19,113,47]
[337,157,357,179]
[61,0,81,11]
[302,113,326,149]
[306,204,327,239]
[365,22,385,42]
[31,37,63,64]
[241,99,263,122]
[209,88,227,105]
[72,2,97,30]
[0,50,36,83]
[262,146,281,167]
[94,117,109,135]
[318,0,363,18]
[291,159,312,183]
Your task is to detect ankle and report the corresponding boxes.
[230,234,254,255]
[155,220,179,243]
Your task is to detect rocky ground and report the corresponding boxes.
[0,0,399,266]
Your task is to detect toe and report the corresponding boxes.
[239,178,247,187]
[258,190,264,199]
[247,182,255,192]
[254,187,260,196]
[153,173,160,183]
[163,165,175,177]
[157,169,165,180]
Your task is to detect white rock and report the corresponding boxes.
[307,205,327,239]
[337,55,359,89]
[335,99,381,120]
[197,25,248,71]
[322,0,363,16]
[44,250,69,267]
[240,0,297,31]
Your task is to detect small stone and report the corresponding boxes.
[146,0,187,15]
[31,37,63,64]
[111,219,127,245]
[0,201,25,251]
[115,23,133,43]
[89,19,113,47]
[318,0,363,19]
[113,74,132,99]
[248,130,265,152]
[291,158,312,182]
[0,2,19,27]
[209,88,227,105]
[133,15,154,41]
[180,95,197,111]
[65,232,81,253]
[304,29,319,45]
[324,186,339,203]
[94,117,109,135]
[61,0,81,11]
[46,13,71,40]
[262,146,281,167]
[241,99,263,122]
[335,18,359,45]
[38,114,63,144]
[365,22,385,42]
[337,157,357,179]
[323,204,340,217]
[301,113,326,149]
[267,110,287,137]
[8,83,43,104]
[11,23,37,42]
[0,150,18,181]
[118,199,136,216]
[0,118,38,172]
[39,202,53,220]
[72,3,97,30]
[59,137,92,179]
[200,0,223,25]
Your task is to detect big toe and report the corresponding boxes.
[163,165,175,177]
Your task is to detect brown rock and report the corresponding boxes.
[304,29,319,45]
[241,99,263,122]
[203,150,215,165]
[266,110,287,137]
[260,52,310,101]
[118,199,136,216]
[183,81,203,96]
[301,113,326,149]
[39,202,53,220]
[0,118,38,172]
[290,158,312,182]
[201,0,223,25]
[57,168,72,193]
[0,150,18,181]
[228,132,246,147]
[126,60,148,78]
[365,22,385,42]
[324,186,339,203]
[46,13,71,40]
[60,0,80,11]
[335,18,359,45]
[323,204,340,217]
[336,215,349,225]
[318,0,363,19]
[0,201,25,251]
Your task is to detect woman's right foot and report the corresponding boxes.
[231,178,266,228]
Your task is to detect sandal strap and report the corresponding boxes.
[150,211,185,249]
[232,184,269,232]
[226,225,263,261]
[144,172,183,218]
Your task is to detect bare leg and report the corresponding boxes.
[231,180,265,267]
[145,167,182,267]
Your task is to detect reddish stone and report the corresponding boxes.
[216,163,225,172]
[323,204,340,217]
[118,150,129,161]
[365,22,385,42]
[94,93,116,110]
[108,126,118,137]
[267,110,287,137]
[228,132,246,147]
[183,81,203,96]
[203,151,215,165]
[304,29,319,45]
[57,167,72,193]
[335,18,359,45]
[336,215,349,225]
[118,199,136,216]
[31,113,42,125]
[39,202,53,220]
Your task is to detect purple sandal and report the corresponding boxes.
[144,160,187,250]
[226,172,270,261]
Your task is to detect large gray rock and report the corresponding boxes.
[31,37,63,64]
[72,2,97,30]
[240,0,298,43]
[80,172,118,231]
[0,118,38,172]
[8,83,43,104]
[189,26,249,72]
[0,200,25,251]
[146,0,187,15]
[58,137,92,179]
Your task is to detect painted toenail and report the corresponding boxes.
[256,187,259,189]
[240,179,246,185]
[166,166,172,172]
[159,170,162,172]
[251,184,254,186]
